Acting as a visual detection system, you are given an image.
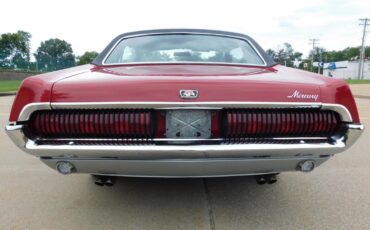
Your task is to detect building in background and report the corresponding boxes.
[322,60,370,79]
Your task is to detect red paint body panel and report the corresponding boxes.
[9,64,360,123]
[9,65,93,122]
[52,64,322,103]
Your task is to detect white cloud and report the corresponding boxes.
[0,0,369,58]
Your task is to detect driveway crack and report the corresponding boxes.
[203,178,216,230]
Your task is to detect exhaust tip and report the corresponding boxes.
[267,175,277,184]
[298,160,316,172]
[104,178,115,187]
[94,176,116,187]
[56,161,74,175]
[94,178,105,186]
[256,176,267,185]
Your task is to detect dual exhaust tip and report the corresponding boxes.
[94,176,115,187]
[255,160,316,185]
[255,174,278,185]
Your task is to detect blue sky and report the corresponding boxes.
[1,0,369,59]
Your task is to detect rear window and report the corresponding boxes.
[104,34,265,65]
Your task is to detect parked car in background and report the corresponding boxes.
[6,29,363,186]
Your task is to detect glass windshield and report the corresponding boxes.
[104,34,265,65]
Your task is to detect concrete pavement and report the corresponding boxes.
[350,84,370,98]
[0,95,369,229]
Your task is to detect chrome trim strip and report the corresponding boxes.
[50,101,323,109]
[17,101,352,122]
[101,32,267,66]
[38,138,224,142]
[321,103,353,123]
[18,102,51,121]
[271,137,328,140]
[158,106,223,110]
[5,124,363,159]
[36,137,328,142]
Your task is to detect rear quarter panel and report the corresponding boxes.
[9,65,93,122]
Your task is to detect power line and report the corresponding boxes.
[308,39,320,72]
[358,18,369,80]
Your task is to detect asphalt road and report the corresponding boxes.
[0,95,369,230]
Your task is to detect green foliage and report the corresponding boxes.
[309,47,327,63]
[0,31,31,69]
[77,51,99,65]
[35,38,75,71]
[0,80,22,92]
[1,29,369,75]
[322,47,370,62]
[268,45,370,68]
[0,68,42,74]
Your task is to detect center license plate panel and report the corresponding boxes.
[165,110,212,139]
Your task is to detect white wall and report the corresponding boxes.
[323,60,370,80]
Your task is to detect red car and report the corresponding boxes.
[6,29,364,186]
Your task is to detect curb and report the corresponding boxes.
[0,92,17,97]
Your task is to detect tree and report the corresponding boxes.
[266,44,369,72]
[267,43,297,67]
[322,46,370,62]
[293,52,303,60]
[0,30,31,69]
[35,38,75,71]
[77,51,99,65]
[266,49,276,59]
[365,47,370,58]
[309,47,326,63]
[344,47,360,59]
[324,50,344,62]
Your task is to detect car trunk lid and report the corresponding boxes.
[50,64,322,103]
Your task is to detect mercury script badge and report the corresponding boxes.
[179,89,199,99]
[287,90,319,101]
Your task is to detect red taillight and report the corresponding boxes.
[223,109,341,138]
[27,110,154,139]
[25,108,343,145]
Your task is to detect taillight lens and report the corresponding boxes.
[26,109,154,139]
[223,109,341,138]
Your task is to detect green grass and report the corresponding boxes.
[0,69,43,74]
[0,80,23,92]
[346,79,370,84]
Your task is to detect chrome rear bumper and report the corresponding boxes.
[5,123,363,177]
[41,156,329,177]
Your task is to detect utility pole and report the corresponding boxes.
[358,18,369,80]
[318,51,322,74]
[308,39,320,72]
